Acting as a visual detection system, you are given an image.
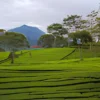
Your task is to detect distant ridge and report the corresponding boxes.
[8,25,45,46]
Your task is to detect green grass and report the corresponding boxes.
[65,46,100,59]
[0,52,9,60]
[13,48,74,64]
[0,48,100,100]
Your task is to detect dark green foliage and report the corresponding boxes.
[0,29,5,32]
[38,34,55,48]
[69,30,93,45]
[0,32,30,63]
[47,23,68,36]
[55,36,68,47]
[0,32,30,51]
[0,48,5,51]
[47,23,68,47]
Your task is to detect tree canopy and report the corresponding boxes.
[47,23,68,37]
[69,30,93,45]
[38,34,55,48]
[0,32,30,51]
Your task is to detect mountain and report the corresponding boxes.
[8,25,45,46]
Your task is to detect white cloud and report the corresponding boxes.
[14,0,32,7]
[0,0,99,32]
[27,22,42,28]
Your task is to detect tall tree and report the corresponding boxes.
[87,10,98,49]
[38,34,55,48]
[47,23,68,47]
[0,32,30,63]
[63,15,82,32]
[91,17,100,42]
[63,15,87,46]
[87,10,98,32]
[69,30,93,45]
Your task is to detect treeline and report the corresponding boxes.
[38,12,100,48]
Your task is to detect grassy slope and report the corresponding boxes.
[0,52,9,60]
[14,48,74,64]
[0,48,100,100]
[65,46,100,59]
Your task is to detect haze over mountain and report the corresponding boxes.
[8,25,45,46]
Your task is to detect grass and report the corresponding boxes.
[65,46,100,59]
[0,47,100,100]
[0,52,9,60]
[13,48,74,64]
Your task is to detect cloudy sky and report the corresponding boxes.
[0,0,99,32]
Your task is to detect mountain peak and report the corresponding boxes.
[8,25,45,46]
[21,24,29,27]
[20,24,38,29]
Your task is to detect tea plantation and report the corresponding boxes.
[0,47,100,100]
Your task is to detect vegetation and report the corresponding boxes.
[47,23,68,47]
[0,29,6,32]
[0,48,100,99]
[69,30,93,45]
[0,5,100,100]
[38,34,55,47]
[0,52,9,60]
[0,32,30,63]
[63,15,83,31]
[37,10,100,48]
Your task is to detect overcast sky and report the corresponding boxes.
[0,0,99,32]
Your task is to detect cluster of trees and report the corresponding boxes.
[38,23,68,47]
[0,31,30,63]
[69,30,92,45]
[38,13,100,48]
[0,31,29,51]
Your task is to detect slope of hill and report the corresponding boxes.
[8,25,45,46]
[0,48,100,99]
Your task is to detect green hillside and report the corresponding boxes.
[14,48,74,64]
[0,48,100,100]
[66,46,100,60]
[0,52,9,60]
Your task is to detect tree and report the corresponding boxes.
[47,23,68,36]
[47,23,68,47]
[0,29,6,36]
[55,36,68,47]
[63,15,88,46]
[0,29,6,32]
[87,10,98,49]
[91,17,100,42]
[87,10,98,33]
[38,34,55,48]
[63,15,83,32]
[0,32,30,63]
[69,30,93,45]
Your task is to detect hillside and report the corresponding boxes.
[8,25,45,46]
[0,48,100,99]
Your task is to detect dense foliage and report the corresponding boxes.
[69,30,93,45]
[0,31,30,63]
[0,32,30,51]
[38,34,55,47]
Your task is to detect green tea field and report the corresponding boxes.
[0,48,100,100]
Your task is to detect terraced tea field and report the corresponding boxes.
[0,48,100,100]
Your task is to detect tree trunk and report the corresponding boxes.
[90,42,92,51]
[11,52,14,64]
[53,37,56,47]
